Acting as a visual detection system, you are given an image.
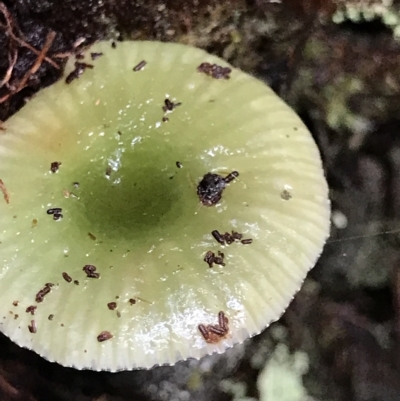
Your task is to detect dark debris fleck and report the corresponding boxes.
[65,61,94,84]
[97,331,113,342]
[50,161,61,173]
[133,60,146,71]
[46,208,62,215]
[28,320,37,334]
[211,230,248,245]
[35,283,53,303]
[90,52,103,60]
[25,305,37,315]
[197,171,239,206]
[83,264,100,279]
[88,232,97,240]
[107,302,117,310]
[198,311,229,343]
[197,62,231,79]
[53,213,63,221]
[204,250,225,268]
[62,272,72,283]
[162,98,181,112]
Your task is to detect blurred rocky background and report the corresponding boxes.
[1,0,400,400]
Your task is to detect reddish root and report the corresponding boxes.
[0,2,60,104]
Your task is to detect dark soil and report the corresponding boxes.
[1,1,400,401]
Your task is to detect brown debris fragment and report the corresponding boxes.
[224,171,239,183]
[50,161,61,173]
[88,232,97,240]
[12,301,18,307]
[214,251,225,266]
[0,179,10,204]
[46,207,62,215]
[133,60,147,71]
[211,230,225,245]
[53,213,63,221]
[204,251,215,268]
[62,272,72,283]
[231,231,243,240]
[107,302,117,310]
[197,62,231,79]
[129,298,136,305]
[281,189,292,200]
[97,331,113,342]
[211,230,250,245]
[25,305,37,315]
[48,314,54,320]
[83,264,100,279]
[28,320,37,333]
[197,171,239,206]
[74,280,79,285]
[223,232,235,244]
[198,311,229,343]
[162,98,181,112]
[90,52,103,60]
[204,250,225,268]
[65,61,94,84]
[35,283,53,303]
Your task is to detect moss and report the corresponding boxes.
[324,75,365,131]
[257,344,310,401]
[333,0,400,39]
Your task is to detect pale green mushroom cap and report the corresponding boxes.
[0,41,330,371]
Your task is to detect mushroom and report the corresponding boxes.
[0,41,330,371]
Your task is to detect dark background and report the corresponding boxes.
[1,1,400,400]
